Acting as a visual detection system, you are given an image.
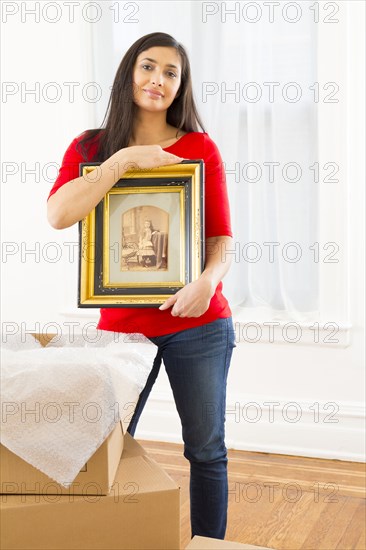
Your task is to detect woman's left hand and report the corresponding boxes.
[159,276,215,317]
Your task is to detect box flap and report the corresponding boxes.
[113,455,177,494]
[185,535,275,550]
[31,333,57,347]
[121,432,147,459]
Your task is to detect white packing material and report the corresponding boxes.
[0,335,157,488]
[0,331,43,351]
[46,328,150,348]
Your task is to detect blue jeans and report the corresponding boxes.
[127,317,236,539]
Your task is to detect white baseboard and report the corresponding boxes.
[134,392,366,462]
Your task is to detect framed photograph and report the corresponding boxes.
[78,160,205,307]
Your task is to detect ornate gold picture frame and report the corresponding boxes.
[78,161,204,307]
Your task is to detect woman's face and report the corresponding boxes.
[132,46,182,112]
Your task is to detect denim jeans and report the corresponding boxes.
[127,316,236,539]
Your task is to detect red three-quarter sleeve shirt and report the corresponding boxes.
[47,131,233,336]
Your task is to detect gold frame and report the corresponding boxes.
[78,161,204,307]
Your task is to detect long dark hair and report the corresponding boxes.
[76,32,206,162]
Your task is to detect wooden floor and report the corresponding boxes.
[137,439,366,550]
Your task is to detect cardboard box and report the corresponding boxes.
[1,332,125,495]
[0,420,124,496]
[186,536,275,549]
[1,432,180,550]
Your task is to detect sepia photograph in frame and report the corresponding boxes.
[78,160,204,307]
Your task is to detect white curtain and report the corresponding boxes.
[92,1,319,323]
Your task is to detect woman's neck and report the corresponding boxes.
[130,112,177,146]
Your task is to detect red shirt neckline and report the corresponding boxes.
[162,131,199,150]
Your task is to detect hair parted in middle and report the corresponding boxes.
[76,32,206,162]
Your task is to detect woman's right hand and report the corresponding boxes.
[109,145,184,178]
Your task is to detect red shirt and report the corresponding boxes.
[48,131,233,336]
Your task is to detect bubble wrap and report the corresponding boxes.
[0,336,156,487]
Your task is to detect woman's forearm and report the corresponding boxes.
[47,149,130,230]
[200,236,233,292]
[47,144,183,230]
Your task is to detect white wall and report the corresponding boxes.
[1,4,99,328]
[1,2,364,461]
[135,3,365,462]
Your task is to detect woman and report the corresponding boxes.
[47,32,236,540]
